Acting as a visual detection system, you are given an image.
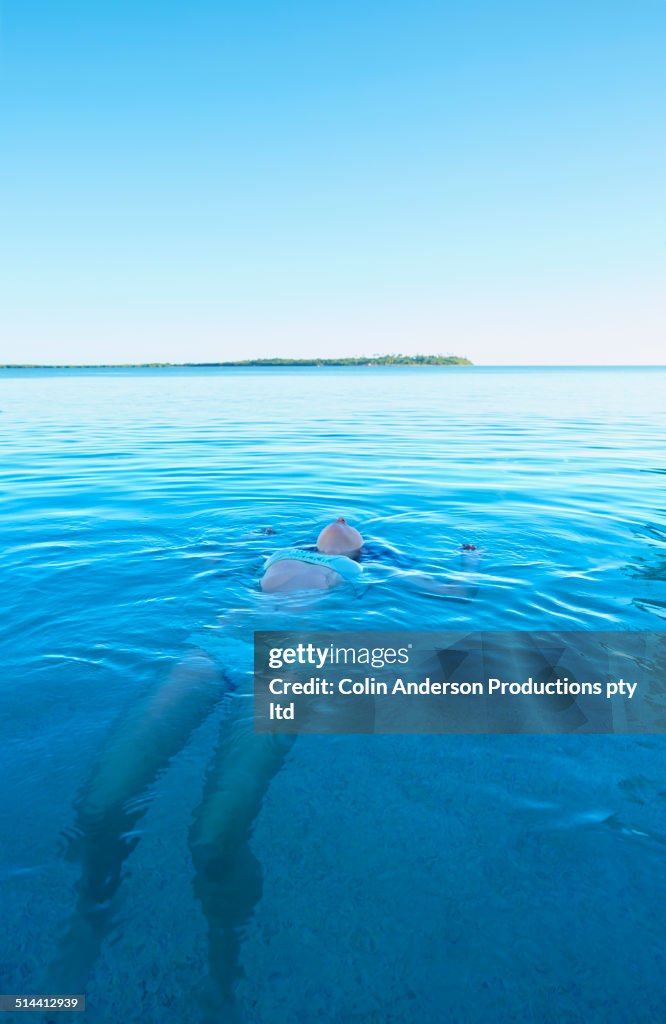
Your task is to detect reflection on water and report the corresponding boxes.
[1,367,665,1023]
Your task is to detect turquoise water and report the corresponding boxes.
[1,366,665,1023]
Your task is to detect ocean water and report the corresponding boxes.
[1,365,665,1023]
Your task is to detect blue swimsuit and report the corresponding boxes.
[263,547,364,591]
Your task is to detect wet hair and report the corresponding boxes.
[359,540,415,568]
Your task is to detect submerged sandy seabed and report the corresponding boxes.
[4,720,666,1024]
[236,734,666,1024]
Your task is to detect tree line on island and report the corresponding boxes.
[3,354,473,368]
[222,354,473,366]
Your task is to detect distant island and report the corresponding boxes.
[1,354,472,368]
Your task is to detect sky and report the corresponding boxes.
[0,0,664,365]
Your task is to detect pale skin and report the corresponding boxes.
[260,558,341,591]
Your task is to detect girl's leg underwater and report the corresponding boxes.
[48,650,224,991]
[189,703,295,1013]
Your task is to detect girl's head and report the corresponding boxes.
[316,518,363,558]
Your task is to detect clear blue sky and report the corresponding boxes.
[1,0,664,364]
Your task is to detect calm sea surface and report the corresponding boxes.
[1,366,665,1023]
